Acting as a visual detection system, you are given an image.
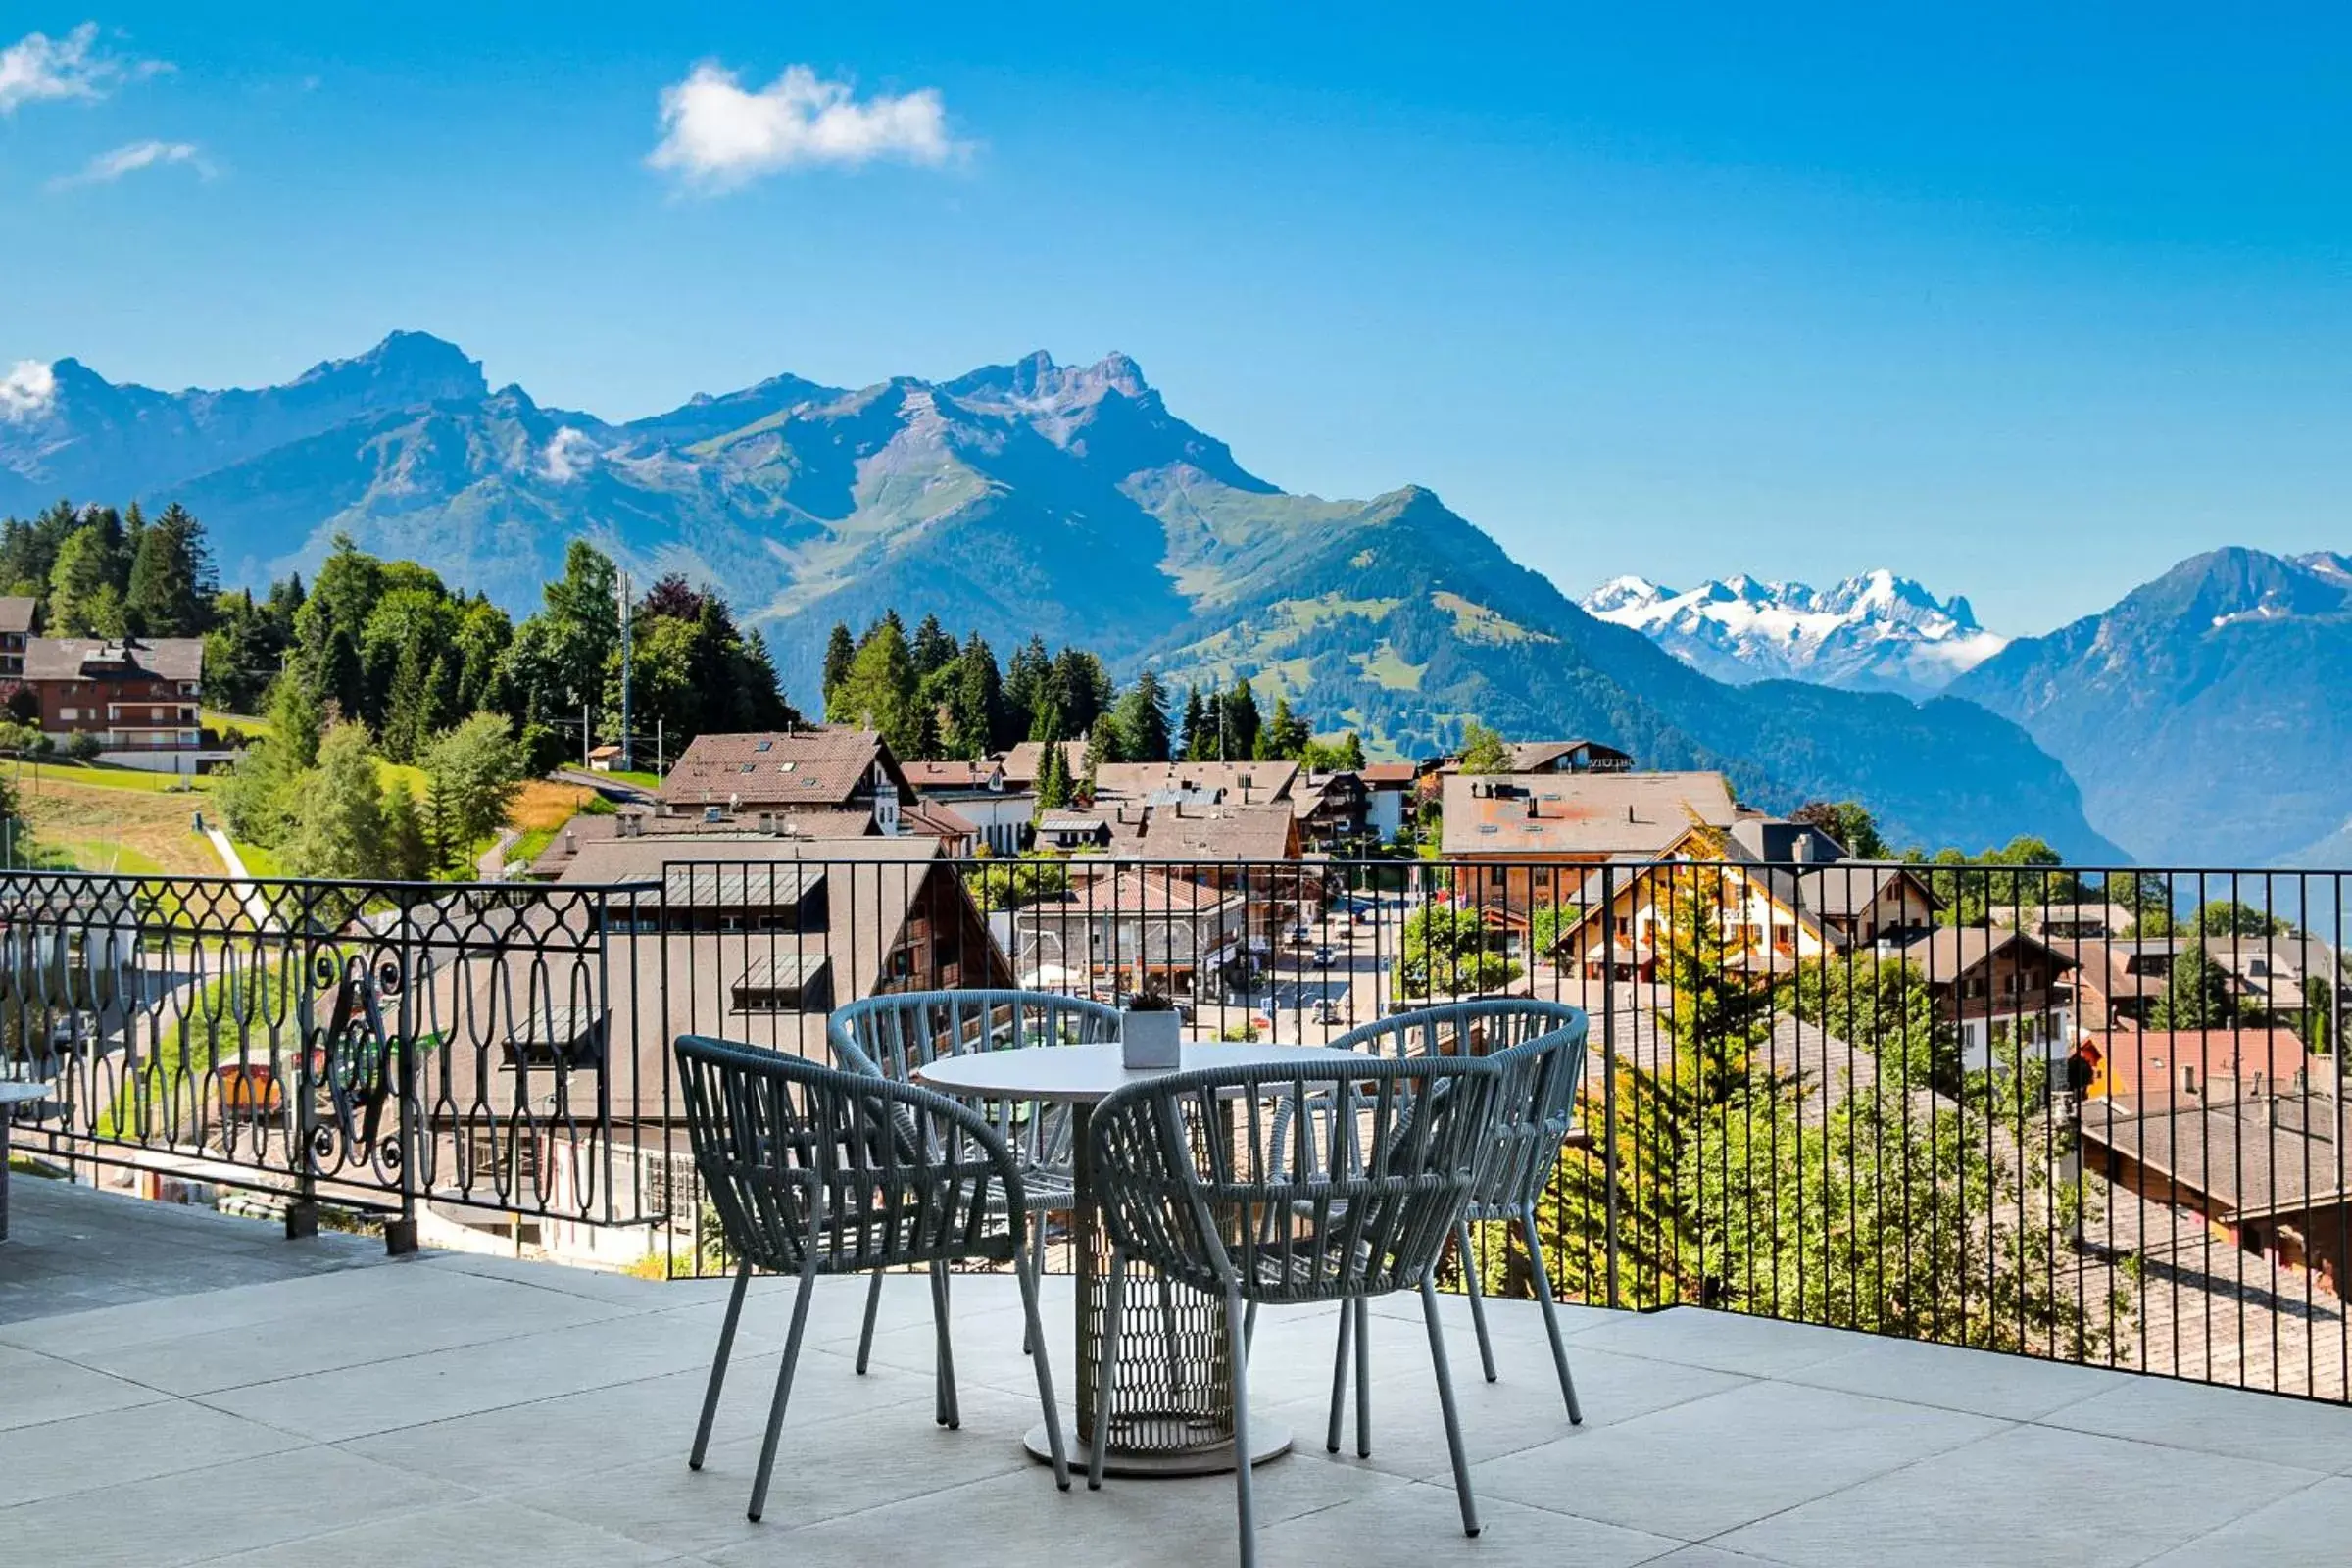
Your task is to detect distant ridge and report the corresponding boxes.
[1581,569,2008,698]
[0,332,2118,858]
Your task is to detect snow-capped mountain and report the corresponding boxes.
[1579,569,2009,698]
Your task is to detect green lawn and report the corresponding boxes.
[601,768,662,790]
[231,840,284,879]
[11,760,214,794]
[373,758,429,798]
[42,839,168,875]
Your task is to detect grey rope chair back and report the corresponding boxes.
[1088,1055,1503,1304]
[1328,999,1588,1217]
[827,990,1120,1171]
[676,1034,1025,1275]
[673,1035,1071,1520]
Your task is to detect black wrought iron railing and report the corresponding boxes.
[2,853,2344,1403]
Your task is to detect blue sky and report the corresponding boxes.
[4,6,2348,635]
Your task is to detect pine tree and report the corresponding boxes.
[910,612,957,678]
[380,635,440,764]
[1004,636,1054,744]
[1036,742,1073,811]
[47,524,124,637]
[1222,678,1261,761]
[821,622,857,711]
[1176,684,1207,762]
[831,615,922,757]
[1115,669,1172,763]
[1257,696,1310,760]
[946,634,1003,760]
[123,502,215,637]
[1081,714,1119,794]
[382,780,433,882]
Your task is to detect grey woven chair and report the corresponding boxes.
[1086,1055,1504,1567]
[1321,1000,1591,1438]
[828,989,1121,1363]
[674,1035,1070,1523]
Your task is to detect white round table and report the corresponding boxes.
[914,1040,1353,1476]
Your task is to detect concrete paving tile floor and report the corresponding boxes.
[9,1179,2352,1565]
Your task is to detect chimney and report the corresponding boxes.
[564,828,577,856]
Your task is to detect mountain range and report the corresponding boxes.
[0,332,2127,859]
[1581,571,2008,699]
[1949,548,2352,868]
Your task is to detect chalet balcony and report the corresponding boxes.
[8,1176,2352,1566]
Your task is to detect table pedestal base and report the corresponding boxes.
[1025,1418,1294,1477]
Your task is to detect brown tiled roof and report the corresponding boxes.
[1124,801,1298,860]
[23,635,204,683]
[900,799,978,841]
[1441,771,1736,858]
[1090,760,1300,804]
[0,597,35,636]
[1891,925,2076,983]
[999,740,1086,788]
[2080,1092,2351,1221]
[659,728,903,809]
[2089,1029,2313,1106]
[904,760,1005,791]
[525,808,877,877]
[1359,762,1418,785]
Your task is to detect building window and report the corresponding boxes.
[59,708,76,721]
[639,1149,702,1222]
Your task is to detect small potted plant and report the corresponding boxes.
[1119,989,1184,1070]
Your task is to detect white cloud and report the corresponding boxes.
[648,62,956,191]
[0,22,169,114]
[0,361,57,423]
[541,426,597,482]
[48,138,213,190]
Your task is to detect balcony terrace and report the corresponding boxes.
[8,1175,2352,1567]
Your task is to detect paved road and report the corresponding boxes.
[203,828,277,931]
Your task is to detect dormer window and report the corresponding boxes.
[755,740,772,753]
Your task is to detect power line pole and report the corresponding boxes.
[581,701,591,771]
[616,569,633,771]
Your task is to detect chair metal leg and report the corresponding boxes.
[1419,1274,1481,1539]
[1325,1297,1352,1453]
[1458,1219,1499,1385]
[930,1260,961,1430]
[1245,1298,1258,1352]
[1352,1294,1372,1459]
[1022,1214,1048,1355]
[1088,1251,1128,1491]
[689,1258,753,1471]
[746,1256,820,1523]
[856,1268,885,1375]
[1225,1288,1258,1568]
[1016,1245,1071,1490]
[1521,1202,1583,1425]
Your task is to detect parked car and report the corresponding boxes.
[1310,998,1343,1025]
[1288,923,1312,946]
[1311,945,1336,968]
